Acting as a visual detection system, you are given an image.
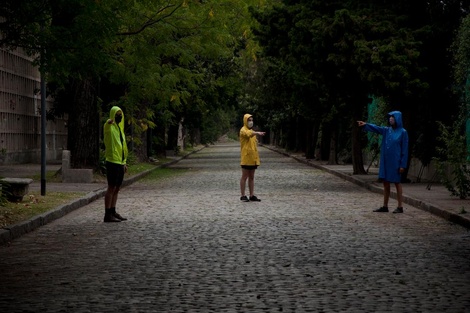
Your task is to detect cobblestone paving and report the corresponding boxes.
[1,143,469,312]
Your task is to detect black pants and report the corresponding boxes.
[106,161,125,187]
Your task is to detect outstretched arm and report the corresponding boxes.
[357,120,386,135]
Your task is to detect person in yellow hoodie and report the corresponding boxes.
[103,106,128,222]
[240,114,265,202]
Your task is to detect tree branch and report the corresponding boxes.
[117,3,183,36]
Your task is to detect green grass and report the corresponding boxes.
[0,191,86,227]
[126,162,159,176]
[31,170,62,183]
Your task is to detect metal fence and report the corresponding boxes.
[0,48,67,165]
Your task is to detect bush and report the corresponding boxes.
[434,114,470,199]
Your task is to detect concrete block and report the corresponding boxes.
[62,150,71,169]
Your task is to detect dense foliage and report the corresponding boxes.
[245,0,470,174]
[0,0,265,167]
[247,1,422,172]
[1,0,470,179]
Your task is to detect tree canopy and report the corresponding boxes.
[245,0,470,173]
[1,0,265,167]
[1,0,470,174]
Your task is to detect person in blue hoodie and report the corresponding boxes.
[357,111,409,213]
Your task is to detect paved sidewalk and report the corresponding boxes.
[1,143,470,246]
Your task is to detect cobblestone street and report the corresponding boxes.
[1,143,469,312]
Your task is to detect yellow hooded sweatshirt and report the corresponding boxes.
[240,114,260,166]
[104,106,128,165]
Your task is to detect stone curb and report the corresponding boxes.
[0,146,206,246]
[263,144,470,230]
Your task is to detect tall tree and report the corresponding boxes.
[249,0,423,172]
[1,0,263,166]
[1,0,123,167]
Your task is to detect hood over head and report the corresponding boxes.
[243,114,252,128]
[110,106,124,126]
[387,111,403,129]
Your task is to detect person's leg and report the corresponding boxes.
[383,181,391,207]
[248,170,255,197]
[104,185,115,209]
[248,170,262,201]
[111,186,120,208]
[374,181,390,212]
[110,164,127,220]
[104,162,124,222]
[110,185,127,220]
[240,168,249,197]
[392,183,404,213]
[395,183,403,207]
[104,185,121,222]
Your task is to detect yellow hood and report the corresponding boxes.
[243,114,252,128]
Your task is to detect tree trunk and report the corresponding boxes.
[177,118,185,151]
[320,122,331,161]
[285,117,297,151]
[68,78,100,169]
[295,115,305,152]
[328,128,337,165]
[166,123,179,152]
[351,117,366,174]
[305,120,319,159]
[190,127,201,146]
[152,122,166,157]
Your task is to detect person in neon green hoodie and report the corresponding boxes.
[103,106,128,222]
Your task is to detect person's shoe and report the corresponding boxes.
[110,207,127,221]
[249,195,261,202]
[240,195,249,202]
[392,207,404,214]
[113,212,127,221]
[373,206,389,212]
[104,213,121,222]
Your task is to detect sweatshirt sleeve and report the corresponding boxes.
[363,123,387,135]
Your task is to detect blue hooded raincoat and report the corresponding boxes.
[363,111,409,183]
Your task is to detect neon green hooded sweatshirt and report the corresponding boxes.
[239,113,260,166]
[104,106,128,165]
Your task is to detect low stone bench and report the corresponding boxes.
[0,178,33,202]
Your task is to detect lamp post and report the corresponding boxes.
[40,27,46,196]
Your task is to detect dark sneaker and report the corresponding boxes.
[104,213,121,222]
[113,212,127,221]
[249,195,261,202]
[240,195,249,202]
[373,206,389,212]
[392,207,404,214]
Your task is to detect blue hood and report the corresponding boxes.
[387,111,403,129]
